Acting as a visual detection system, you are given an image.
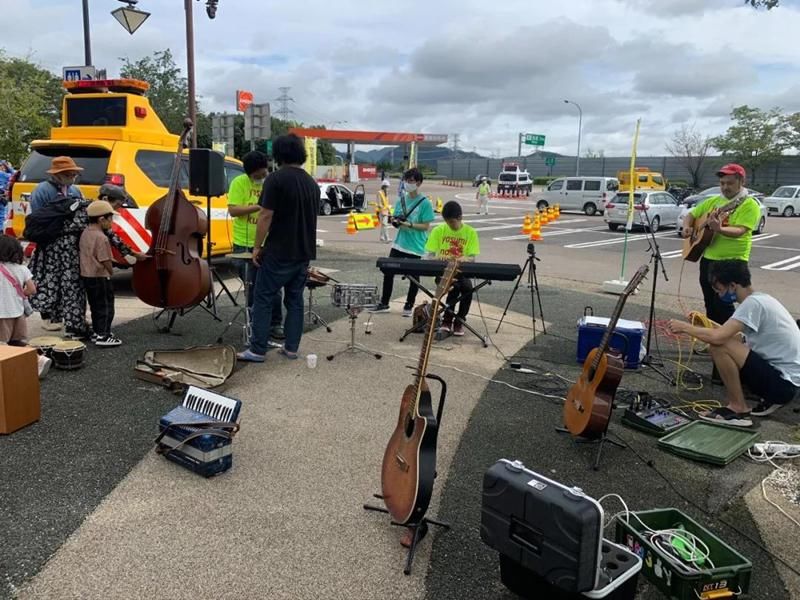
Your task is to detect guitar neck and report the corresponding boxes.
[414,299,439,394]
[591,296,629,370]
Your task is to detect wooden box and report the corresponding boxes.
[0,345,41,434]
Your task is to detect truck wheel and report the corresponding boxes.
[583,202,597,216]
[608,223,620,231]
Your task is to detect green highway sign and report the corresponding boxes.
[265,139,273,154]
[545,156,556,166]
[524,133,546,146]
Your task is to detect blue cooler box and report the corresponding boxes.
[577,316,644,369]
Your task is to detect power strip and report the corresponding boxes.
[752,443,800,456]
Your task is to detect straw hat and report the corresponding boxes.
[87,200,117,218]
[46,156,83,174]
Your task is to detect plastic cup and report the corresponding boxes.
[307,353,318,369]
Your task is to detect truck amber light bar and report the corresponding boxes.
[64,79,150,93]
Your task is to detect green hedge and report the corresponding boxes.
[533,176,557,186]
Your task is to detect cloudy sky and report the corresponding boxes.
[3,0,800,157]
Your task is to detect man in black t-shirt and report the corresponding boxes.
[237,134,319,362]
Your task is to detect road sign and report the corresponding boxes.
[236,90,254,112]
[524,133,546,146]
[63,66,96,81]
[245,103,271,141]
[211,113,236,157]
[545,156,556,167]
[264,140,273,155]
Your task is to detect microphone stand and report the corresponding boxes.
[639,207,675,385]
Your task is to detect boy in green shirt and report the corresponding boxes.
[227,151,283,339]
[424,201,480,336]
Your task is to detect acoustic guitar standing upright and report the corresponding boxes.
[381,260,460,525]
[563,265,649,439]
[682,195,750,262]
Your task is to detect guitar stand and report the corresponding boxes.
[555,426,626,471]
[363,373,450,575]
[398,275,490,347]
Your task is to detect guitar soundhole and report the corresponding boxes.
[404,413,415,438]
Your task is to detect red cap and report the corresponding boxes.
[717,163,746,178]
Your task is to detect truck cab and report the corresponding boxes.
[617,167,666,192]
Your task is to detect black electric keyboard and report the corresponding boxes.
[377,258,521,281]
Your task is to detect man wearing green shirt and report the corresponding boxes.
[227,151,283,339]
[424,201,480,336]
[682,163,760,327]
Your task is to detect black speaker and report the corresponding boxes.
[189,148,226,197]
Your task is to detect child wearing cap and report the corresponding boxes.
[97,184,148,264]
[79,200,121,347]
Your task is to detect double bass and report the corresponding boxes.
[132,119,211,308]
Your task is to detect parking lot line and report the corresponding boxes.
[564,231,674,249]
[762,255,800,271]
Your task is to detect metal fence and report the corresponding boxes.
[435,155,800,190]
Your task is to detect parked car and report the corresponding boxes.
[676,192,767,236]
[472,174,490,186]
[496,170,532,195]
[604,191,681,232]
[534,176,618,216]
[762,185,800,217]
[318,182,366,215]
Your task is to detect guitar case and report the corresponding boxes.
[480,458,604,594]
[134,344,236,392]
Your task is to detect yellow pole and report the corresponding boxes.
[621,119,641,279]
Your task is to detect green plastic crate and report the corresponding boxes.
[657,421,760,466]
[615,508,751,600]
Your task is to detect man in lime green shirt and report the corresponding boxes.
[227,151,283,339]
[682,163,760,328]
[424,201,480,336]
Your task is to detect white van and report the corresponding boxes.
[534,177,619,216]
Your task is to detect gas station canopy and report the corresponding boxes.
[289,128,448,145]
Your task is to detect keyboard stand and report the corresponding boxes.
[398,275,491,348]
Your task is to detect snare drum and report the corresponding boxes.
[28,336,63,358]
[51,341,87,370]
[307,267,330,288]
[330,283,378,308]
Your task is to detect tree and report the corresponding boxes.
[711,105,786,183]
[665,123,713,187]
[0,52,64,164]
[120,49,190,135]
[584,148,604,159]
[746,0,779,8]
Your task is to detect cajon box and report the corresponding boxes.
[0,345,40,434]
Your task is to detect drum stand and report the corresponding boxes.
[326,306,381,361]
[305,284,332,332]
[216,260,253,344]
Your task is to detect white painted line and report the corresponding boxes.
[492,234,530,241]
[762,255,800,271]
[661,249,684,259]
[564,231,674,249]
[492,228,593,241]
[751,233,780,243]
[316,229,328,233]
[471,224,523,233]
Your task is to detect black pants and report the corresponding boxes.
[440,276,473,322]
[82,276,115,336]
[699,258,735,325]
[381,248,421,308]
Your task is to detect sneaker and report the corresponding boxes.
[699,407,752,428]
[42,321,63,331]
[370,303,390,313]
[403,305,413,318]
[65,328,92,341]
[90,333,100,343]
[452,321,465,337]
[751,400,784,417]
[38,356,52,379]
[94,335,122,347]
[270,325,286,340]
[438,321,453,334]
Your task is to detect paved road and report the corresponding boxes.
[321,182,800,313]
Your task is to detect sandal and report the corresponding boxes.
[278,347,299,360]
[400,521,428,548]
[698,407,752,428]
[236,349,266,363]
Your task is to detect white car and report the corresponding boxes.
[762,185,800,217]
[317,182,366,216]
[677,191,767,236]
[604,191,681,232]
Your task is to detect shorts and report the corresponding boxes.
[740,350,800,405]
[0,315,27,343]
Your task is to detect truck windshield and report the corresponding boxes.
[66,97,127,127]
[19,146,111,185]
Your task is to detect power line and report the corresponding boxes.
[274,86,295,121]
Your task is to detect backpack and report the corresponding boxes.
[23,195,81,246]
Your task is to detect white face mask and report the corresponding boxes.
[251,177,266,185]
[404,182,418,193]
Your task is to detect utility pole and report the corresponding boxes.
[185,0,197,147]
[452,133,460,158]
[275,87,295,121]
[82,0,92,66]
[517,133,523,159]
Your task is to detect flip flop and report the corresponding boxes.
[236,349,266,363]
[278,348,299,360]
[400,521,428,549]
[698,407,752,428]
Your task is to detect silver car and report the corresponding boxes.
[762,185,800,217]
[604,191,681,233]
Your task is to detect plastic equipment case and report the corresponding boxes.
[615,508,752,600]
[577,316,644,369]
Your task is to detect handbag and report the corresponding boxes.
[0,264,33,316]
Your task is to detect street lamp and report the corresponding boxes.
[111,0,151,35]
[564,99,583,176]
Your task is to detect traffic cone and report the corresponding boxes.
[521,213,532,235]
[539,207,549,225]
[548,206,555,222]
[436,197,443,213]
[530,213,542,241]
[346,212,357,235]
[555,204,561,219]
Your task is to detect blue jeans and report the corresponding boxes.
[250,254,308,355]
[232,244,282,327]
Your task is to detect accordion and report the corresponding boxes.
[155,385,242,477]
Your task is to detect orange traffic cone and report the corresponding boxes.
[539,207,549,225]
[555,204,560,219]
[548,206,555,222]
[346,212,357,235]
[530,213,542,241]
[521,214,532,235]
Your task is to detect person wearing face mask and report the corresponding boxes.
[372,167,435,316]
[29,156,84,213]
[668,260,800,427]
[227,151,284,340]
